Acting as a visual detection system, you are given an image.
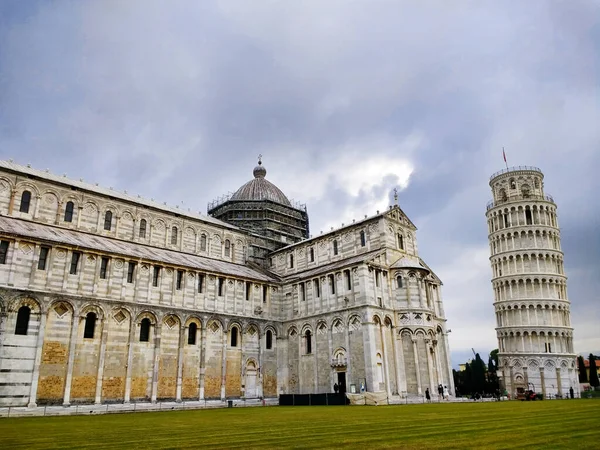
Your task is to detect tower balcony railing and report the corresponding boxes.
[486,193,554,210]
[490,166,542,180]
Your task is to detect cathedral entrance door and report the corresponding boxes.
[337,372,347,395]
[245,361,257,398]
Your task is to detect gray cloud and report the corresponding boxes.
[1,0,599,365]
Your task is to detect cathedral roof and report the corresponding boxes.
[230,158,291,206]
[390,255,429,272]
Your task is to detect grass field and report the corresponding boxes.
[0,400,597,449]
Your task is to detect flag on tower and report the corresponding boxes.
[503,148,507,163]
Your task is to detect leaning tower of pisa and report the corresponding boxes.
[486,166,579,399]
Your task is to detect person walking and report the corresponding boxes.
[443,385,449,400]
[425,388,431,403]
[437,384,443,401]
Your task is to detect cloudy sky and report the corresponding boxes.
[1,1,599,366]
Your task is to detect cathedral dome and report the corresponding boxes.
[230,158,291,206]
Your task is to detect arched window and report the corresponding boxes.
[266,330,273,350]
[329,274,336,295]
[64,201,74,222]
[333,240,338,255]
[398,234,404,250]
[171,226,178,245]
[200,234,207,251]
[139,219,147,238]
[14,306,31,335]
[230,326,238,347]
[104,211,112,231]
[224,239,231,257]
[305,330,312,354]
[83,312,96,339]
[397,276,403,289]
[188,323,197,345]
[360,230,366,247]
[19,191,31,213]
[139,318,151,342]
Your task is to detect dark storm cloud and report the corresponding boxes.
[1,0,599,363]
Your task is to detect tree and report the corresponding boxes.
[472,353,487,394]
[578,355,588,383]
[589,354,599,388]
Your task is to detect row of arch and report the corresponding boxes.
[492,278,568,301]
[487,203,557,233]
[491,253,564,277]
[495,305,571,329]
[503,358,575,370]
[3,296,278,350]
[497,330,574,354]
[3,182,246,260]
[490,230,562,255]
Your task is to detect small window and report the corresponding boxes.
[218,277,224,296]
[15,306,31,335]
[289,254,294,268]
[188,323,197,345]
[176,270,184,290]
[38,246,50,270]
[309,248,314,262]
[230,327,238,347]
[525,209,533,225]
[329,274,336,295]
[198,273,204,293]
[263,285,268,303]
[360,230,366,247]
[314,279,320,298]
[0,241,9,264]
[83,312,96,339]
[266,330,273,350]
[344,269,352,290]
[19,191,31,213]
[224,239,231,257]
[246,281,251,301]
[64,201,74,222]
[100,257,109,279]
[171,226,178,245]
[70,252,81,275]
[200,234,207,251]
[397,276,403,289]
[153,266,160,287]
[398,234,404,250]
[104,211,112,231]
[127,261,136,283]
[333,240,338,255]
[375,269,380,287]
[139,318,151,342]
[300,283,305,301]
[139,219,147,238]
[305,330,312,354]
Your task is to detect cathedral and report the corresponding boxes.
[0,157,453,408]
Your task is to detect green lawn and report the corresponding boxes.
[0,400,597,449]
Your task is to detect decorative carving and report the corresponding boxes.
[141,264,149,274]
[56,249,66,259]
[54,303,69,318]
[165,316,177,329]
[20,244,33,254]
[0,181,8,192]
[44,194,56,205]
[114,259,124,269]
[87,255,96,264]
[113,310,127,324]
[209,321,220,333]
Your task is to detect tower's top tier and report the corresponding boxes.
[487,166,553,210]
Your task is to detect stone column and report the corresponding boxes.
[175,325,185,402]
[363,319,377,392]
[257,331,264,398]
[7,188,16,214]
[94,322,108,404]
[392,327,406,395]
[76,206,83,228]
[151,324,162,402]
[344,320,352,390]
[220,331,227,400]
[380,324,391,397]
[313,327,318,394]
[540,367,546,398]
[556,367,562,397]
[63,312,81,406]
[425,340,436,397]
[124,320,137,403]
[509,366,515,398]
[7,241,19,286]
[27,310,47,408]
[32,195,41,220]
[199,325,207,400]
[327,325,334,391]
[412,338,422,395]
